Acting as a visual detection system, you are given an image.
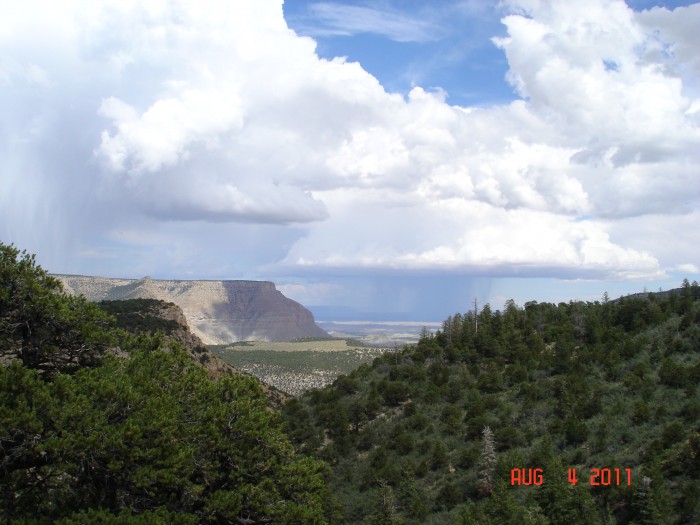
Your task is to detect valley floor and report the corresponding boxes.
[210,340,396,396]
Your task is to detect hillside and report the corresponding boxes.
[282,283,700,524]
[5,240,699,524]
[1,242,327,523]
[98,298,290,407]
[211,340,392,396]
[98,298,234,377]
[55,274,328,344]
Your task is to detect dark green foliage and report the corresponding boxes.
[378,379,410,406]
[334,374,360,395]
[435,481,463,510]
[658,357,690,388]
[282,283,700,524]
[430,441,449,471]
[1,347,327,523]
[366,481,400,525]
[58,508,199,524]
[1,243,115,373]
[628,475,668,525]
[0,243,327,523]
[534,459,602,525]
[98,298,182,334]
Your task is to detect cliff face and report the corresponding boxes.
[99,298,290,406]
[55,275,328,345]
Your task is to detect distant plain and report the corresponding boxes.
[209,340,392,396]
[316,320,443,347]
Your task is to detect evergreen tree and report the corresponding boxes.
[1,349,328,523]
[629,476,663,525]
[534,458,601,525]
[367,480,400,525]
[458,501,488,525]
[478,425,497,496]
[280,280,700,523]
[430,440,449,471]
[0,244,328,523]
[0,242,114,373]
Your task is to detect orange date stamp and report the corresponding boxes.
[511,467,632,486]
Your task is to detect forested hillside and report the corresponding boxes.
[0,243,327,523]
[98,297,291,406]
[283,283,700,524]
[3,240,699,524]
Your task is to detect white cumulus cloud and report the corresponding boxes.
[1,0,697,282]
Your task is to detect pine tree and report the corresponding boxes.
[1,348,328,523]
[367,480,400,525]
[630,476,664,525]
[0,243,329,523]
[0,242,114,373]
[478,425,497,496]
[535,458,601,525]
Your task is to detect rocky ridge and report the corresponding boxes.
[99,298,290,406]
[55,275,328,345]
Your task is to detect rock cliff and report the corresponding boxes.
[99,298,236,377]
[99,298,290,407]
[55,275,328,345]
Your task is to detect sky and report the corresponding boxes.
[1,0,699,321]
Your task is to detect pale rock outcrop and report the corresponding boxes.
[54,275,328,345]
[102,298,290,407]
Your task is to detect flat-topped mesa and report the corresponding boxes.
[54,275,328,345]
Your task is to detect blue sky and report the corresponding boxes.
[284,0,699,106]
[284,1,515,107]
[1,0,699,320]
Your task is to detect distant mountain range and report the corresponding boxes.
[54,275,328,344]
